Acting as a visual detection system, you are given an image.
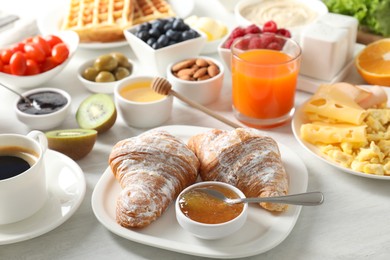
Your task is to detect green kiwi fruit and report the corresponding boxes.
[45,129,97,160]
[76,94,117,133]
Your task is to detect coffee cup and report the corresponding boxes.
[0,131,48,225]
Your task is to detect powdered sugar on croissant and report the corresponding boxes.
[188,128,289,212]
[109,130,199,228]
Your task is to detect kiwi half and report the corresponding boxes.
[76,94,117,133]
[45,129,97,160]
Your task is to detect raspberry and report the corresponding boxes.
[231,27,245,39]
[234,38,250,50]
[267,41,282,51]
[223,38,235,48]
[248,37,263,49]
[245,24,262,34]
[261,33,277,47]
[262,20,278,33]
[277,28,291,38]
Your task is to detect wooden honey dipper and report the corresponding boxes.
[151,77,242,129]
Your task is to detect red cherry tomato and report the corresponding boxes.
[33,36,51,56]
[44,35,63,49]
[40,57,58,72]
[51,43,69,64]
[9,51,27,75]
[10,42,25,53]
[24,43,46,63]
[2,64,11,74]
[26,59,40,75]
[1,49,13,64]
[0,59,3,72]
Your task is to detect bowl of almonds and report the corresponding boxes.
[166,56,224,105]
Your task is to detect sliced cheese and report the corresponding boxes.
[300,122,367,144]
[303,84,367,125]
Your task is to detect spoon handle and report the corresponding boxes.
[232,192,324,206]
[170,90,243,129]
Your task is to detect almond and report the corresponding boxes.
[172,59,196,72]
[208,65,220,77]
[195,59,209,67]
[193,67,208,78]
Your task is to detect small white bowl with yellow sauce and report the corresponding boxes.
[114,76,173,128]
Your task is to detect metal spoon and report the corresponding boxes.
[0,82,33,106]
[196,188,324,206]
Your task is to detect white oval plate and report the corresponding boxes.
[0,150,86,245]
[37,0,195,50]
[291,87,390,180]
[92,125,309,259]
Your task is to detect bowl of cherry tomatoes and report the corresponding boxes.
[0,31,79,89]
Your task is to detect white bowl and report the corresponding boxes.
[77,57,136,94]
[15,87,71,130]
[175,181,248,240]
[217,35,232,71]
[234,0,328,37]
[123,25,206,76]
[0,30,79,89]
[166,56,225,105]
[114,76,173,128]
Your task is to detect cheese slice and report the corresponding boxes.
[303,84,367,125]
[300,122,367,144]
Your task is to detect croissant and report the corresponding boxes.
[187,128,289,212]
[109,130,199,228]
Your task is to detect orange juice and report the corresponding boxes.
[119,80,165,102]
[232,49,299,120]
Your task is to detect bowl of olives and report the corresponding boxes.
[124,17,206,76]
[77,52,136,94]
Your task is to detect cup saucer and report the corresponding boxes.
[0,150,86,245]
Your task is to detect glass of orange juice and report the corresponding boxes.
[231,33,302,128]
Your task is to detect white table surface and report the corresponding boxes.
[1,1,390,259]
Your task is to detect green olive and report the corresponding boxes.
[95,71,115,82]
[93,55,118,71]
[82,67,99,81]
[114,67,130,80]
[111,52,131,69]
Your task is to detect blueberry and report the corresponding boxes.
[136,30,149,42]
[148,28,161,38]
[151,19,166,31]
[166,29,181,41]
[152,42,161,49]
[163,21,173,31]
[146,37,157,47]
[157,34,169,47]
[172,18,187,31]
[181,30,199,41]
[138,23,151,32]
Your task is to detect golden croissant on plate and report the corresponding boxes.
[187,128,289,212]
[109,130,199,228]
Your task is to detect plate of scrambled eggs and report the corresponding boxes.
[292,83,390,180]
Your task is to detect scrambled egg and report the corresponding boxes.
[318,109,390,175]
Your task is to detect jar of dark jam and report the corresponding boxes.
[17,91,68,115]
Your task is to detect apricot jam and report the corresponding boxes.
[178,184,244,224]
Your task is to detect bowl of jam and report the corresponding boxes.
[15,88,71,130]
[175,181,248,240]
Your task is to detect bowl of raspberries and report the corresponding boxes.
[217,21,292,70]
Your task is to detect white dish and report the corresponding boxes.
[92,125,309,258]
[291,89,390,180]
[37,0,195,49]
[0,150,86,245]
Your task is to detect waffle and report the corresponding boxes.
[61,0,136,43]
[61,0,176,43]
[132,0,175,25]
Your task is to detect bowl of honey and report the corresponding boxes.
[175,181,248,240]
[114,76,173,128]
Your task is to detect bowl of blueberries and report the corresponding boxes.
[124,17,206,76]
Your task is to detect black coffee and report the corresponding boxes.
[0,146,38,180]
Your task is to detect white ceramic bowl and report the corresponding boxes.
[0,30,79,89]
[114,76,173,128]
[166,56,225,105]
[15,87,71,130]
[217,35,232,71]
[175,181,248,240]
[123,25,206,76]
[77,57,136,94]
[234,0,328,37]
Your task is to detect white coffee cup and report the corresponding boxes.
[0,131,48,225]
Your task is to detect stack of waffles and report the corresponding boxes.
[61,0,176,43]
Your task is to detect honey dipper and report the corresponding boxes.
[151,77,242,129]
